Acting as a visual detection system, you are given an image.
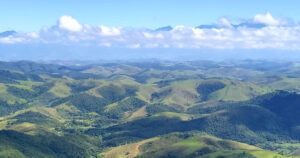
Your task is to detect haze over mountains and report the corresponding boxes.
[2,1,300,157]
[0,31,16,38]
[1,12,300,61]
[0,60,300,157]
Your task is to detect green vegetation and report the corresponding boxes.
[102,132,286,158]
[1,60,300,157]
[197,80,226,101]
[0,130,101,158]
[49,81,71,98]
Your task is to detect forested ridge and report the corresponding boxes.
[0,60,300,157]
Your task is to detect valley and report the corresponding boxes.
[1,60,300,158]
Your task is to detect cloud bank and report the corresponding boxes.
[1,13,300,50]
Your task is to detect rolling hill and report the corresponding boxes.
[1,60,300,157]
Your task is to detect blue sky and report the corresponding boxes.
[1,0,299,32]
[1,0,300,61]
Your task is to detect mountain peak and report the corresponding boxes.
[155,26,173,31]
[0,30,17,37]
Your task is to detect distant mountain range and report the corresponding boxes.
[0,21,267,37]
[197,22,267,29]
[1,60,300,157]
[153,22,267,31]
[155,26,173,31]
[0,30,16,37]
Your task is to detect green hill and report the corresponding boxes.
[1,60,300,157]
[101,132,287,158]
[0,130,101,158]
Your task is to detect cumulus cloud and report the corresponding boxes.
[253,12,280,26]
[99,25,121,36]
[58,16,83,32]
[1,13,300,50]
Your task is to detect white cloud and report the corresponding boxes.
[0,37,24,44]
[27,32,39,39]
[253,12,280,26]
[2,14,300,50]
[58,16,83,32]
[99,25,121,36]
[218,18,233,28]
[143,32,164,39]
